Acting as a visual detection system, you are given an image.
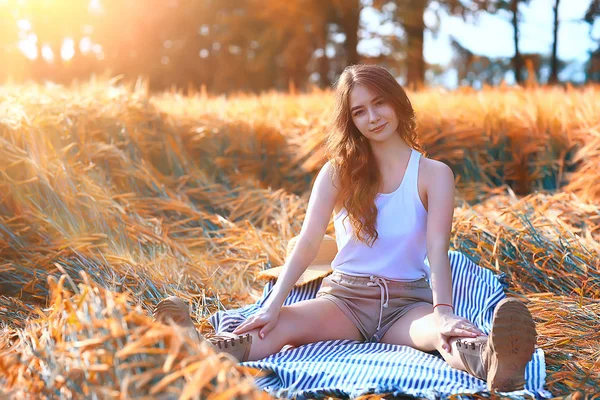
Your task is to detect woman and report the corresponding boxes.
[154,64,537,392]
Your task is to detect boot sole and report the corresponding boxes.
[154,298,253,361]
[153,296,201,341]
[487,298,537,392]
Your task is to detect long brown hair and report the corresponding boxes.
[325,64,426,247]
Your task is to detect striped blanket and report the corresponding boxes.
[209,252,552,399]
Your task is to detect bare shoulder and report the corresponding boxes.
[415,156,453,212]
[322,160,341,190]
[311,160,342,204]
[321,160,344,214]
[420,156,455,193]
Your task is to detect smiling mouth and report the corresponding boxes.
[371,123,387,132]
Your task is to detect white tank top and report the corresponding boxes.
[331,148,430,281]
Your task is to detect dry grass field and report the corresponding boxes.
[0,79,599,398]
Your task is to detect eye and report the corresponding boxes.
[354,110,364,116]
[375,100,384,106]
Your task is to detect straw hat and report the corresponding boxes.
[255,234,337,286]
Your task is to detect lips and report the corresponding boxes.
[370,122,387,133]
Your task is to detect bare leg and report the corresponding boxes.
[379,299,537,392]
[379,304,472,371]
[243,297,363,361]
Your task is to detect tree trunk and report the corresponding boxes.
[48,42,65,83]
[340,3,360,66]
[511,0,523,84]
[405,0,427,89]
[318,19,330,88]
[318,51,330,89]
[549,0,560,84]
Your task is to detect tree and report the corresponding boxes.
[0,3,20,81]
[488,0,534,84]
[585,0,600,24]
[19,0,90,81]
[88,0,189,89]
[450,36,513,87]
[332,0,362,66]
[0,0,359,92]
[584,0,600,82]
[548,0,560,84]
[510,0,523,83]
[372,0,500,88]
[401,0,427,88]
[213,0,356,91]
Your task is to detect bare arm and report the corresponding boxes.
[425,161,455,317]
[262,161,340,311]
[425,161,485,353]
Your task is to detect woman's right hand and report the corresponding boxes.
[233,306,281,339]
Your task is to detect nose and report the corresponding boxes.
[368,107,380,123]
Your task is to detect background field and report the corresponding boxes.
[1,80,599,398]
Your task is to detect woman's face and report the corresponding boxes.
[349,84,399,142]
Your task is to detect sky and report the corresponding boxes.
[360,0,600,86]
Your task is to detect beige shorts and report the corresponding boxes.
[316,270,433,343]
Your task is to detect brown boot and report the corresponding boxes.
[153,296,201,340]
[456,298,537,392]
[205,331,253,362]
[153,296,252,362]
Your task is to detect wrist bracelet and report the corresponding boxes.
[433,303,454,311]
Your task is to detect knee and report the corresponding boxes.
[277,306,310,347]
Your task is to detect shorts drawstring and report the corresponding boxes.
[367,276,389,330]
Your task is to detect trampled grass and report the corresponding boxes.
[0,79,599,398]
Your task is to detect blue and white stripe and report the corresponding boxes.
[209,251,551,399]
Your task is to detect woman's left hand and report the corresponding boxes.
[435,312,485,354]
